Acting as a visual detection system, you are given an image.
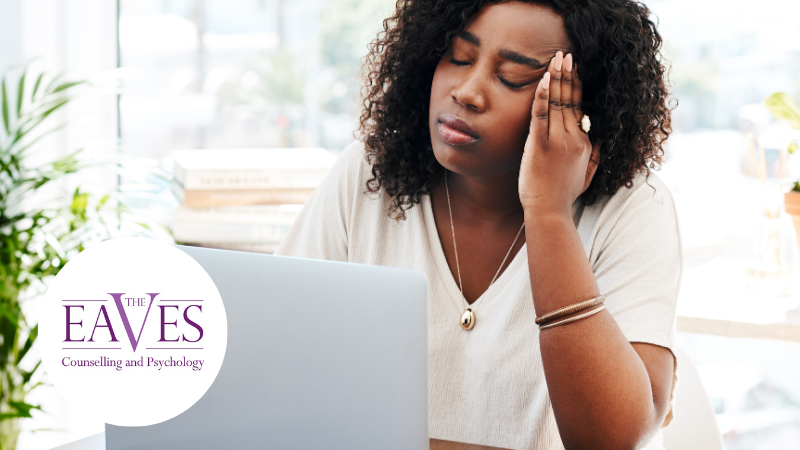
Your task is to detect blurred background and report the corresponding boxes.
[1,0,800,449]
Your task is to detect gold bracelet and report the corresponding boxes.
[534,295,605,325]
[538,305,606,330]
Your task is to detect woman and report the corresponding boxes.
[276,0,680,449]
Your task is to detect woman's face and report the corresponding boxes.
[429,1,571,178]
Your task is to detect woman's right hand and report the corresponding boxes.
[518,51,599,219]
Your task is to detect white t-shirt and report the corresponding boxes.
[275,140,682,450]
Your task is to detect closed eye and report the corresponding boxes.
[449,58,530,90]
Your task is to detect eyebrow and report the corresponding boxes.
[455,30,548,70]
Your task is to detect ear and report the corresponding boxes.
[583,142,601,193]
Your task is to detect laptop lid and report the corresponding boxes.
[105,245,428,450]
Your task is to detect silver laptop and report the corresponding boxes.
[105,245,428,450]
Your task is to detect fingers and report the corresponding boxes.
[548,51,564,134]
[530,71,550,142]
[572,62,584,125]
[562,53,581,135]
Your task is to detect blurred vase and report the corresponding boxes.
[784,190,800,253]
[745,182,797,296]
[0,417,19,450]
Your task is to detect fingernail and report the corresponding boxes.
[565,54,573,72]
[555,51,563,71]
[542,72,550,88]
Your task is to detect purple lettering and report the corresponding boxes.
[159,305,180,342]
[89,305,119,342]
[182,305,203,343]
[64,305,84,342]
[109,292,157,352]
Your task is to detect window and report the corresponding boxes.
[118,0,395,159]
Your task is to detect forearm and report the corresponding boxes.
[525,210,662,449]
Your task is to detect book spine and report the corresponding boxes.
[173,209,299,226]
[172,223,292,244]
[172,181,315,207]
[175,167,331,190]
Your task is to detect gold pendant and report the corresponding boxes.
[460,308,476,330]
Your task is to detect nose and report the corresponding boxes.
[452,66,487,113]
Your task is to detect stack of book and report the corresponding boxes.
[170,148,336,253]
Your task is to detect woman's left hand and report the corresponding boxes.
[518,51,600,217]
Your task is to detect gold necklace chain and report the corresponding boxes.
[444,171,525,330]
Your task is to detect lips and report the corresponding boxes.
[438,115,479,139]
[437,115,479,146]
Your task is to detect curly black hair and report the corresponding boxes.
[355,0,675,219]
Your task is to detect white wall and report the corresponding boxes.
[20,0,120,191]
[0,0,21,71]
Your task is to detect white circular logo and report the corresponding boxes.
[39,237,227,426]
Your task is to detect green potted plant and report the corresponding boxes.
[0,65,167,448]
[764,93,800,249]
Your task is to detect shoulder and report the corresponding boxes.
[581,170,682,265]
[590,170,678,230]
[273,140,378,260]
[310,139,378,209]
[328,139,390,209]
[611,170,674,212]
[332,139,373,184]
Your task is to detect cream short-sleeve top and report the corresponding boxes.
[275,140,683,450]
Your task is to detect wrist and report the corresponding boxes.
[522,204,572,223]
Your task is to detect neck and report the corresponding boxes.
[445,168,524,225]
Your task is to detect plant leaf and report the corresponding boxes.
[764,92,800,129]
[43,233,66,259]
[28,428,67,433]
[29,427,67,433]
[26,97,69,129]
[9,97,72,148]
[98,194,111,207]
[72,191,90,215]
[789,141,799,155]
[0,303,21,328]
[31,73,44,100]
[8,98,70,147]
[49,81,85,94]
[1,76,9,133]
[16,324,38,365]
[20,360,41,385]
[43,72,65,95]
[13,123,68,156]
[17,68,26,117]
[6,401,42,418]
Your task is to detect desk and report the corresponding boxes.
[429,438,511,450]
[53,433,512,450]
[676,251,800,343]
